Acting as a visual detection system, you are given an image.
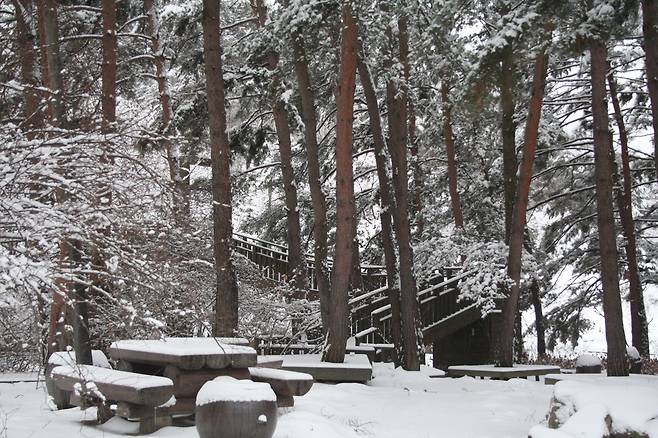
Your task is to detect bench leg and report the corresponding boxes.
[97,403,115,424]
[138,408,172,435]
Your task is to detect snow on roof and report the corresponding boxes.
[196,376,276,406]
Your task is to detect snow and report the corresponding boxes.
[48,350,112,369]
[196,377,276,405]
[2,363,553,437]
[51,365,174,390]
[110,337,256,356]
[530,378,658,437]
[248,367,313,382]
[574,354,601,368]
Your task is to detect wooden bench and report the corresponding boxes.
[50,365,175,434]
[248,367,314,407]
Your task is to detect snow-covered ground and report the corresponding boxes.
[1,363,554,438]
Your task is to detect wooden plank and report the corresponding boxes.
[279,354,372,383]
[249,367,313,397]
[51,365,174,406]
[447,364,561,380]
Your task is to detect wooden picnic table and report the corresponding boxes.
[109,337,258,416]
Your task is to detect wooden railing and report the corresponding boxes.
[233,232,484,344]
[232,232,387,292]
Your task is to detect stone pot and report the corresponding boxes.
[196,399,277,438]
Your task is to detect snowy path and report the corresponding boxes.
[0,364,553,438]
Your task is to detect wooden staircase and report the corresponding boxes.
[231,232,490,346]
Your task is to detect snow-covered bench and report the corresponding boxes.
[46,350,111,409]
[50,365,174,434]
[248,367,314,407]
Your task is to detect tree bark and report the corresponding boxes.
[398,15,423,238]
[589,39,628,376]
[144,0,189,222]
[357,56,402,365]
[39,0,69,358]
[350,219,364,292]
[323,2,358,363]
[441,82,464,229]
[290,29,330,331]
[101,0,116,132]
[497,37,549,367]
[500,45,518,242]
[607,70,650,357]
[253,0,307,291]
[202,0,239,337]
[12,0,40,135]
[641,0,658,177]
[530,278,546,356]
[386,23,422,371]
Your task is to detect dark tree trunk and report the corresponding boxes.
[101,0,116,131]
[441,82,464,229]
[12,0,39,135]
[641,0,658,177]
[38,0,70,359]
[144,0,189,222]
[350,219,364,292]
[607,70,650,357]
[357,56,402,365]
[290,29,330,331]
[497,38,549,367]
[70,241,92,365]
[386,22,422,371]
[530,278,546,357]
[398,16,423,238]
[323,2,358,364]
[501,47,518,242]
[253,0,307,291]
[202,0,239,337]
[589,40,628,376]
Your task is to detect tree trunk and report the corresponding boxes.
[607,70,650,357]
[144,0,189,222]
[290,29,330,331]
[253,0,307,291]
[357,56,402,365]
[350,218,364,292]
[441,82,464,229]
[501,47,518,242]
[530,278,546,357]
[323,2,358,363]
[12,0,39,135]
[641,0,658,177]
[202,0,239,337]
[39,0,70,358]
[386,23,422,371]
[497,37,549,367]
[398,15,423,238]
[589,40,628,376]
[101,0,116,132]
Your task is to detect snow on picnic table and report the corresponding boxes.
[1,363,553,438]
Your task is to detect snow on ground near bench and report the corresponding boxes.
[1,363,552,438]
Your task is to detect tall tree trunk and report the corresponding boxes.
[253,0,307,291]
[202,0,239,337]
[501,47,518,242]
[350,218,364,292]
[641,0,658,177]
[441,82,464,229]
[589,40,628,376]
[144,0,189,222]
[39,0,68,358]
[398,15,423,238]
[607,70,650,357]
[290,29,330,331]
[530,278,546,356]
[12,0,39,135]
[497,36,549,367]
[101,0,116,132]
[323,2,358,363]
[357,55,403,366]
[386,23,422,371]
